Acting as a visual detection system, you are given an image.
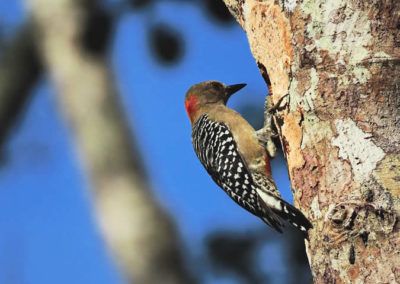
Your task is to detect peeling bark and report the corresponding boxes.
[28,0,192,283]
[223,0,400,282]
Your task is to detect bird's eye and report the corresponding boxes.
[211,82,222,89]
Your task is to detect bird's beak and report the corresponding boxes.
[225,84,246,101]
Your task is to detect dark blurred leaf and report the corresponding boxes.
[206,231,267,284]
[205,227,311,284]
[129,0,154,9]
[0,24,41,156]
[283,227,313,284]
[149,24,184,65]
[203,0,234,25]
[81,7,114,56]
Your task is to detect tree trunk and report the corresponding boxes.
[28,0,192,283]
[222,0,400,282]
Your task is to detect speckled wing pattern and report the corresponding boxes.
[191,114,312,234]
[192,114,261,215]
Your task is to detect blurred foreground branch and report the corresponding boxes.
[29,0,192,283]
[0,24,41,148]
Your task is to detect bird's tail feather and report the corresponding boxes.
[259,193,312,238]
[274,199,313,236]
[261,211,284,233]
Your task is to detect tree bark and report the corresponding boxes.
[28,0,192,283]
[223,0,400,282]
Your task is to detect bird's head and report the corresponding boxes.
[184,80,246,123]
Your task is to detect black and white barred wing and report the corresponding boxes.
[191,115,264,216]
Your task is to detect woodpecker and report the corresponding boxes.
[185,80,312,235]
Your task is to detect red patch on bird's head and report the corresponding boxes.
[185,95,198,123]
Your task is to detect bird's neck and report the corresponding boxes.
[186,97,226,124]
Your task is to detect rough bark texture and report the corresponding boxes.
[28,0,192,283]
[223,0,400,282]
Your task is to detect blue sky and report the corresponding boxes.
[0,1,296,283]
